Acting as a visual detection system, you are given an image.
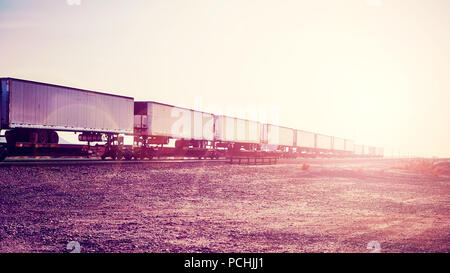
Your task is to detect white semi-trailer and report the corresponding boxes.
[316,134,332,151]
[262,124,295,150]
[0,78,134,160]
[333,137,346,152]
[0,78,134,140]
[345,139,355,154]
[296,130,316,149]
[134,101,215,142]
[214,116,261,144]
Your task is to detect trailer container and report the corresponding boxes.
[214,115,261,144]
[214,115,235,142]
[0,78,134,134]
[236,118,261,143]
[376,147,384,157]
[354,144,363,155]
[345,139,355,152]
[199,112,215,141]
[334,137,346,151]
[316,134,332,150]
[134,101,214,141]
[363,145,370,156]
[296,130,315,148]
[263,124,294,147]
[368,146,377,156]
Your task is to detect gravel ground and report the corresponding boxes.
[0,158,448,253]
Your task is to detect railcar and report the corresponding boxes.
[295,130,316,156]
[261,124,294,151]
[133,101,216,159]
[368,146,377,157]
[332,137,346,156]
[0,78,134,160]
[376,147,384,158]
[345,139,355,155]
[214,115,262,153]
[315,134,333,157]
[354,144,364,156]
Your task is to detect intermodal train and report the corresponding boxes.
[0,78,384,161]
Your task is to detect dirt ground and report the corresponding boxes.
[0,158,449,253]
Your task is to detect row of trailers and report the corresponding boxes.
[0,78,384,161]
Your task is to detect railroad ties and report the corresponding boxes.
[228,157,278,165]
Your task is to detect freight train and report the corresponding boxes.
[0,78,384,161]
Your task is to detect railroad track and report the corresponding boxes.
[0,158,228,166]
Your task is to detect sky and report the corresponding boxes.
[1,0,449,157]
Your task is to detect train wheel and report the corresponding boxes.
[38,131,48,145]
[146,148,154,160]
[28,131,38,144]
[49,131,59,144]
[123,149,133,160]
[115,150,123,161]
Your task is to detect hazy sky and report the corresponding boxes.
[1,0,449,157]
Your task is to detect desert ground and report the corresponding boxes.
[0,158,448,253]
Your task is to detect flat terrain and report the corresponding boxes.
[0,158,448,253]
